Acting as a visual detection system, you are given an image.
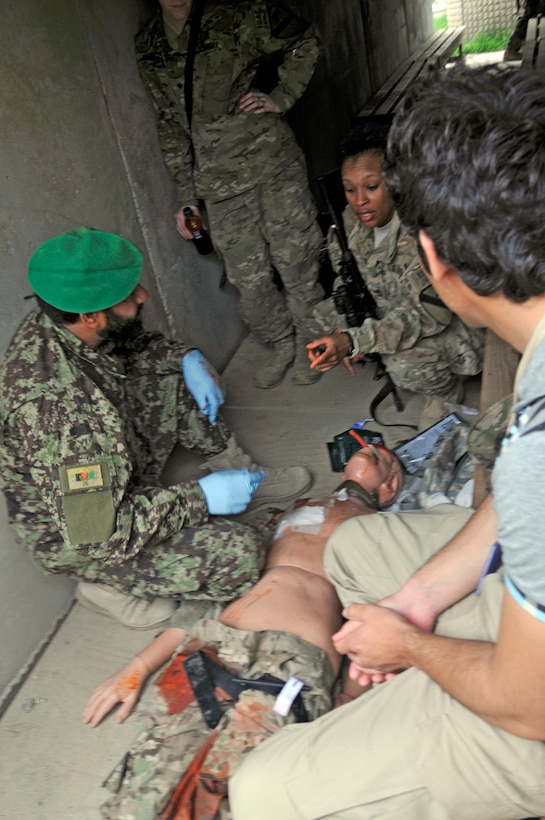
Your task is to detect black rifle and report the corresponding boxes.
[317,174,404,416]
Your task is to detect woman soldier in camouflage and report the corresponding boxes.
[306,123,485,430]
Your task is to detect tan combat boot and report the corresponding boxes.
[253,335,295,389]
[417,379,464,432]
[205,434,312,509]
[76,582,177,629]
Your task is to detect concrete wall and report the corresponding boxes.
[0,0,244,707]
[446,0,515,40]
[0,0,433,704]
[291,0,434,181]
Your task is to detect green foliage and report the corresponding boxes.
[434,10,510,53]
[463,29,511,52]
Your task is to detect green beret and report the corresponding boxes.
[28,227,143,313]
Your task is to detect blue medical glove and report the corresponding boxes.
[197,469,265,515]
[182,350,225,426]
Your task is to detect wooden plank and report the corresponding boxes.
[417,26,464,65]
[374,60,428,115]
[357,34,439,117]
[426,26,465,64]
[535,16,545,70]
[472,329,520,507]
[521,16,539,68]
[358,53,416,117]
[358,28,465,119]
[374,28,466,115]
[358,30,453,117]
[374,42,444,115]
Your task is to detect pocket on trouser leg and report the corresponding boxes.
[199,690,288,796]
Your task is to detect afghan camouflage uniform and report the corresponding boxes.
[101,617,335,819]
[307,209,485,397]
[0,309,265,600]
[135,2,324,346]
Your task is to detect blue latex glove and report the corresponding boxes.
[197,469,265,515]
[182,350,225,426]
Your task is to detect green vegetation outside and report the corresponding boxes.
[434,12,511,52]
[462,29,511,52]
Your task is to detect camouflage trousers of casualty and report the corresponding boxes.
[100,618,335,820]
[60,369,266,602]
[206,157,324,346]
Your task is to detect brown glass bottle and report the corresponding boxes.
[183,207,214,255]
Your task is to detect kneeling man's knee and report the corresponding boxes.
[229,752,270,819]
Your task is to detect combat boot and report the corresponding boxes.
[76,582,177,629]
[205,434,312,509]
[292,334,321,385]
[253,335,295,389]
[418,379,464,432]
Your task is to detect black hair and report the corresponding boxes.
[384,64,545,302]
[340,118,391,163]
[35,295,79,326]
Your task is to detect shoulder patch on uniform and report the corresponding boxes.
[254,4,269,30]
[58,461,115,545]
[66,464,104,491]
[263,4,307,39]
[59,461,111,493]
[419,284,452,326]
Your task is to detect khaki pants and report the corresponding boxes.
[230,506,545,819]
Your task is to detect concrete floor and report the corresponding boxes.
[0,332,482,819]
[463,49,510,66]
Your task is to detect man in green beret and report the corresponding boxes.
[0,227,312,628]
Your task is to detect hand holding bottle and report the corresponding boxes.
[175,205,213,254]
[175,204,200,239]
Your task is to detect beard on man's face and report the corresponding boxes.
[98,305,144,347]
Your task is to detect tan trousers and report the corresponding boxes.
[230,505,545,820]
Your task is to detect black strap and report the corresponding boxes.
[420,291,447,309]
[184,650,309,728]
[184,0,206,131]
[334,480,379,510]
[184,651,225,728]
[370,373,402,415]
[370,373,420,430]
